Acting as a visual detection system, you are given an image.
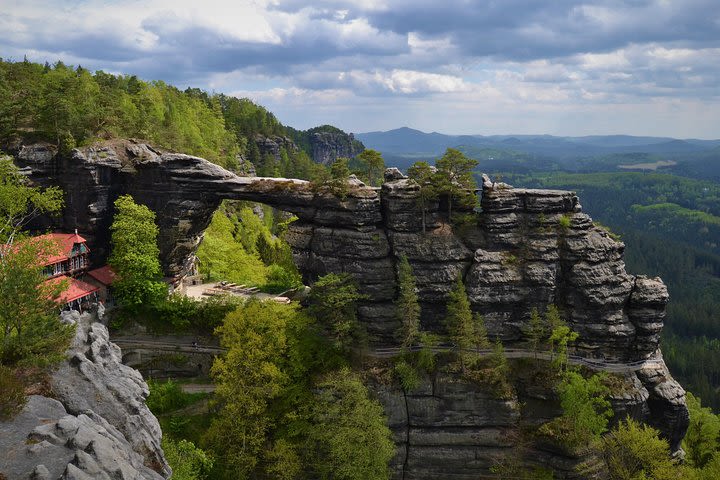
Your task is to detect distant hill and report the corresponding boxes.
[356,127,720,159]
[356,127,720,178]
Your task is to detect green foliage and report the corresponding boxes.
[394,359,421,391]
[108,195,167,313]
[329,157,351,199]
[407,160,438,232]
[303,369,394,480]
[196,211,268,286]
[558,213,572,230]
[263,439,303,480]
[196,206,301,297]
[600,418,680,480]
[306,273,366,354]
[547,307,578,372]
[0,160,72,369]
[0,60,240,167]
[395,255,420,348]
[444,276,476,367]
[558,371,612,447]
[526,307,545,355]
[162,437,214,480]
[0,238,73,367]
[204,297,392,479]
[684,393,720,468]
[0,156,64,243]
[146,379,208,415]
[205,300,295,477]
[0,159,71,418]
[352,149,385,186]
[148,294,241,334]
[472,313,490,352]
[434,147,478,218]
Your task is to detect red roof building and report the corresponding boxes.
[35,231,91,278]
[86,265,117,286]
[45,275,100,311]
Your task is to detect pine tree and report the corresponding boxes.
[407,161,437,233]
[330,158,351,199]
[527,307,545,357]
[490,336,509,376]
[434,148,478,219]
[473,313,490,354]
[395,255,420,349]
[445,275,475,368]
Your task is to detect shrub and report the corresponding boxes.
[558,213,572,230]
[162,437,214,480]
[394,359,420,391]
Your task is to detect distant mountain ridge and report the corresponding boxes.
[356,127,720,158]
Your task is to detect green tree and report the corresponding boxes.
[196,211,268,287]
[526,307,545,357]
[600,418,681,480]
[395,255,420,348]
[307,273,366,354]
[0,158,72,416]
[407,161,438,233]
[108,195,167,312]
[330,157,351,199]
[162,438,214,480]
[0,157,64,246]
[0,237,73,368]
[304,369,394,480]
[473,313,490,353]
[205,300,295,478]
[433,148,478,219]
[557,371,612,446]
[444,276,475,368]
[354,149,385,186]
[684,393,720,468]
[490,336,509,376]
[546,307,578,372]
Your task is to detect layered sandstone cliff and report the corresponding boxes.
[12,140,688,478]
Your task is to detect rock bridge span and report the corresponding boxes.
[15,139,687,451]
[17,140,664,359]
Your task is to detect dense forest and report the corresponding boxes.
[0,58,346,179]
[509,172,720,410]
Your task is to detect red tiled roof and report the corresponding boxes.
[45,275,100,304]
[87,265,116,286]
[35,232,89,265]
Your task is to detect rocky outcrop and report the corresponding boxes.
[12,140,687,478]
[254,134,296,161]
[306,129,364,165]
[0,311,169,479]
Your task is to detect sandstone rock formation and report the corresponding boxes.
[12,140,688,478]
[0,311,169,479]
[306,129,364,165]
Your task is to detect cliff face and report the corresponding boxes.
[307,130,364,165]
[13,141,688,478]
[254,128,364,166]
[0,311,169,479]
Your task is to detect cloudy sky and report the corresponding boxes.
[2,0,719,138]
